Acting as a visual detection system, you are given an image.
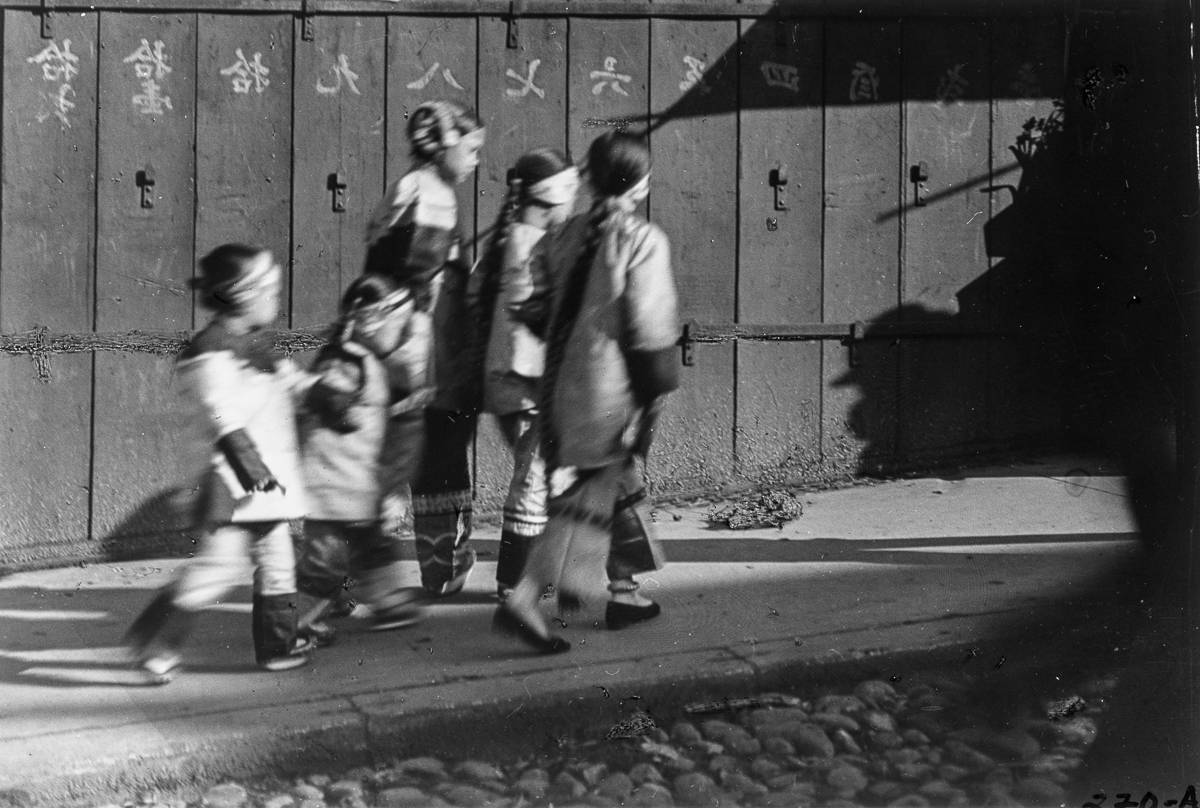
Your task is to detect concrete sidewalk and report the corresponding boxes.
[0,454,1139,806]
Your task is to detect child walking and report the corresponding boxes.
[495,131,680,653]
[124,244,317,683]
[293,274,427,644]
[363,100,486,598]
[475,148,580,601]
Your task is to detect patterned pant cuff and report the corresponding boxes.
[607,578,640,594]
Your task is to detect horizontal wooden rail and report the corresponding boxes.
[0,326,329,382]
[0,0,1071,16]
[680,320,1011,367]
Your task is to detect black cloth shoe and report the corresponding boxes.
[606,600,661,630]
[253,593,304,665]
[298,620,337,648]
[492,607,570,654]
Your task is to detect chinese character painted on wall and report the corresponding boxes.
[220,48,270,94]
[124,39,173,115]
[28,39,80,126]
[590,57,632,97]
[679,55,710,94]
[316,54,361,96]
[849,61,879,103]
[761,61,800,93]
[405,62,465,92]
[937,64,969,104]
[506,59,545,99]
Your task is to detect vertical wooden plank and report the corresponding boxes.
[292,15,386,328]
[821,21,901,477]
[649,19,738,493]
[900,20,991,463]
[0,11,97,566]
[92,13,198,554]
[472,16,567,514]
[988,19,1065,447]
[736,18,823,483]
[568,17,649,209]
[195,14,292,322]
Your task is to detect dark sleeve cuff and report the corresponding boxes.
[217,428,273,493]
[626,347,680,407]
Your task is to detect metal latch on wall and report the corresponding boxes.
[300,0,315,42]
[910,161,930,207]
[328,172,347,213]
[39,0,52,38]
[136,167,156,209]
[506,0,524,48]
[770,166,789,211]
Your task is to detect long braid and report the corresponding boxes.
[539,198,618,470]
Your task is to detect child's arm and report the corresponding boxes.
[507,237,554,338]
[302,346,366,434]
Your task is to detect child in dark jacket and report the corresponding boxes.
[294,274,427,642]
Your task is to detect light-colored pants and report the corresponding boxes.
[520,457,664,601]
[495,410,549,588]
[172,521,297,611]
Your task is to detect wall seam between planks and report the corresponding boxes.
[732,16,742,473]
[818,17,827,469]
[87,10,102,546]
[287,12,299,329]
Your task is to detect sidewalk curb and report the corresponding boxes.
[5,607,1083,808]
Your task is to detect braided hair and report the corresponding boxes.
[407,100,483,164]
[539,131,652,469]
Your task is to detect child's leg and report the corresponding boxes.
[349,523,423,630]
[249,521,311,667]
[495,411,548,597]
[125,524,252,679]
[605,459,667,628]
[412,408,476,596]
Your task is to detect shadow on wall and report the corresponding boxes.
[95,486,201,563]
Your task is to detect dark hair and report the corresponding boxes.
[407,100,485,163]
[340,273,400,317]
[194,243,270,312]
[584,130,651,198]
[539,131,651,467]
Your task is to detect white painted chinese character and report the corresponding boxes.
[123,39,171,81]
[220,49,270,94]
[35,83,77,126]
[316,54,361,96]
[1010,62,1042,99]
[506,59,545,99]
[28,39,79,82]
[405,62,465,92]
[132,78,172,115]
[679,55,710,94]
[937,64,969,104]
[849,61,879,103]
[761,61,800,93]
[590,56,632,96]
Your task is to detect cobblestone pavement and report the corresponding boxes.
[89,663,1111,808]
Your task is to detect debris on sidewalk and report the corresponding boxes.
[708,490,803,529]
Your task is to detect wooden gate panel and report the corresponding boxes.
[648,19,738,492]
[195,14,292,313]
[821,21,902,476]
[736,18,823,481]
[474,16,566,513]
[0,11,98,564]
[291,16,386,329]
[92,13,198,549]
[988,19,1065,446]
[900,21,991,461]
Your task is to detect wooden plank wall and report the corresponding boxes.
[0,10,1067,568]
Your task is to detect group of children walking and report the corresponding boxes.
[123,100,681,683]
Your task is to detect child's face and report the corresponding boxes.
[242,252,282,327]
[439,128,486,185]
[353,299,412,356]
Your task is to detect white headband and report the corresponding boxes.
[527,167,580,206]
